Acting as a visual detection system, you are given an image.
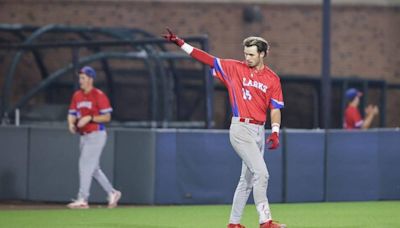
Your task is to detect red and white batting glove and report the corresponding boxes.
[266,132,279,150]
[162,28,215,66]
[162,28,185,47]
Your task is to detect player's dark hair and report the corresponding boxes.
[243,36,269,56]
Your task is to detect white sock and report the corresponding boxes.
[256,202,272,224]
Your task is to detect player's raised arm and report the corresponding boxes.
[163,28,214,67]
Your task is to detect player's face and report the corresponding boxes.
[354,96,360,106]
[244,45,264,68]
[79,73,93,91]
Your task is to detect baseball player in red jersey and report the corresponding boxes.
[67,66,121,209]
[343,88,379,130]
[164,29,285,228]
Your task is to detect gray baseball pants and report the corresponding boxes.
[228,117,271,224]
[77,131,114,201]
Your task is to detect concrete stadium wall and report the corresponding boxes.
[0,126,400,204]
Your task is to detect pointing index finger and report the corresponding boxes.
[166,28,173,35]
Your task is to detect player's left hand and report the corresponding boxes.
[266,132,279,150]
[68,123,77,134]
[77,115,93,128]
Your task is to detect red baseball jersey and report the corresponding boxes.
[344,106,363,129]
[68,88,112,134]
[213,58,284,122]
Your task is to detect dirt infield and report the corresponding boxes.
[0,200,124,210]
[0,201,69,210]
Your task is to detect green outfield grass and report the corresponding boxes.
[0,201,399,228]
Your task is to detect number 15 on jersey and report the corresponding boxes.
[242,88,252,100]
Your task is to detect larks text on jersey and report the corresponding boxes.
[242,77,268,93]
[77,101,92,109]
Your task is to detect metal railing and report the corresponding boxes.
[1,24,399,129]
[0,24,212,128]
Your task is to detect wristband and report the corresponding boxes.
[271,123,280,134]
[181,43,194,55]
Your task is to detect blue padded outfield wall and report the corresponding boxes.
[0,126,399,204]
[154,130,284,204]
[0,126,29,200]
[326,130,380,201]
[284,130,325,203]
[0,126,115,203]
[378,130,400,200]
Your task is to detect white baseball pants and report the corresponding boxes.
[228,117,272,224]
[77,131,115,201]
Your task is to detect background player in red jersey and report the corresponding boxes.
[67,66,121,209]
[164,29,286,228]
[343,88,379,130]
